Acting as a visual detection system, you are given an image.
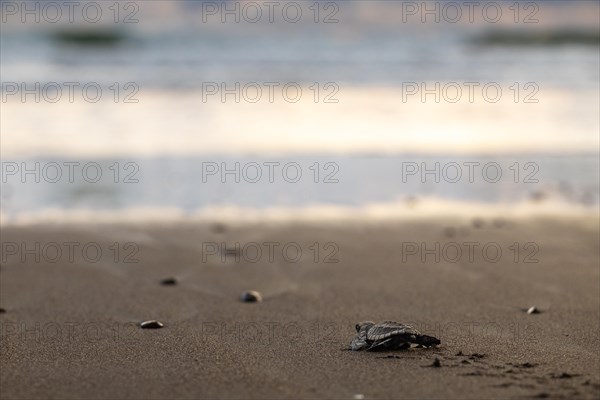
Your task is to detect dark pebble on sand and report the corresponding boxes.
[211,223,227,234]
[455,351,464,356]
[518,362,537,368]
[460,371,483,376]
[140,320,164,329]
[443,227,457,238]
[0,308,5,313]
[552,372,577,379]
[405,196,419,209]
[581,192,595,206]
[160,277,178,286]
[471,218,484,228]
[492,218,507,228]
[429,358,442,368]
[240,290,262,303]
[530,191,547,202]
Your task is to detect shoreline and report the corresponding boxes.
[2,199,598,227]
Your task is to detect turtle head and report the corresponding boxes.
[350,321,374,351]
[355,321,374,333]
[416,334,441,347]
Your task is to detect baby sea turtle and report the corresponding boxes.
[350,321,440,351]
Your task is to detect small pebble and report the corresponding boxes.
[530,191,547,202]
[0,308,5,314]
[527,306,541,314]
[443,227,457,238]
[240,290,262,303]
[429,358,442,368]
[140,320,164,329]
[519,362,537,368]
[472,218,484,228]
[554,372,576,379]
[405,196,418,209]
[211,223,227,234]
[581,192,595,206]
[492,218,507,228]
[160,277,178,286]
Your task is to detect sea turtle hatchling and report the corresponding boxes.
[350,321,441,351]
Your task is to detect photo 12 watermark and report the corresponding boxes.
[1,162,140,184]
[397,2,539,24]
[200,82,339,104]
[1,241,140,264]
[400,241,540,264]
[1,1,140,24]
[0,321,141,344]
[400,82,539,104]
[202,241,340,264]
[201,161,339,184]
[197,1,339,24]
[198,319,540,346]
[401,161,539,184]
[1,82,140,103]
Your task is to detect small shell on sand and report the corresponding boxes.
[526,306,541,314]
[140,320,164,329]
[240,290,263,303]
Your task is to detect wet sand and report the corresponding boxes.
[1,216,599,399]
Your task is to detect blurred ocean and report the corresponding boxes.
[1,1,598,222]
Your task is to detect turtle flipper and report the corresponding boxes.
[415,334,441,347]
[366,338,393,351]
[367,338,410,351]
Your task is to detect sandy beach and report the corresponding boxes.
[1,215,598,399]
[2,1,599,399]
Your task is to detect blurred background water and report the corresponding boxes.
[1,0,598,222]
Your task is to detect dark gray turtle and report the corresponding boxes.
[350,321,440,351]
